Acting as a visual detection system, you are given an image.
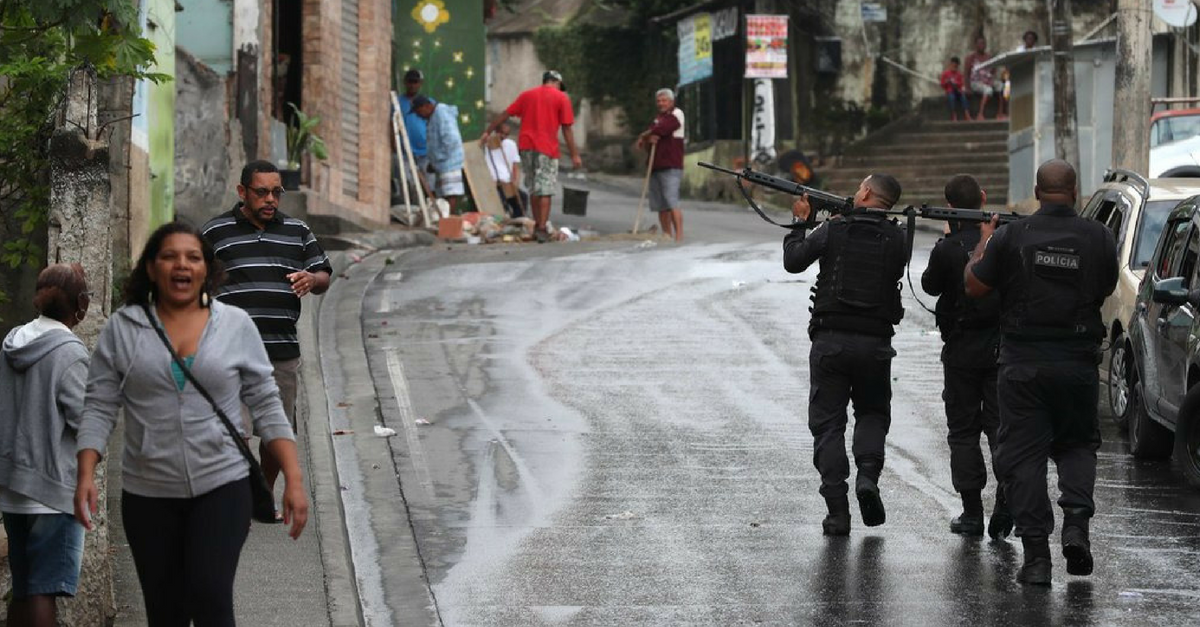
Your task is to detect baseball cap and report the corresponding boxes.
[404,69,424,83]
[543,70,563,83]
[410,95,431,108]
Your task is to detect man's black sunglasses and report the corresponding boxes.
[249,187,286,199]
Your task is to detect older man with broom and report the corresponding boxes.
[636,88,686,242]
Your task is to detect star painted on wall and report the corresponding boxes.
[475,100,484,109]
[453,51,464,63]
[464,67,474,79]
[412,39,421,48]
[461,114,471,124]
[434,39,442,48]
[411,0,450,34]
[445,77,455,88]
[413,52,422,62]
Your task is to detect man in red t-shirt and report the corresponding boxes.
[482,71,583,240]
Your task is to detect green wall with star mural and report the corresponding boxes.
[395,0,487,136]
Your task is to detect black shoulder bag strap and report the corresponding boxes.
[140,304,278,523]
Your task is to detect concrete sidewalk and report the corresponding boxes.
[108,229,434,627]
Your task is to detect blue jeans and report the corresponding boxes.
[947,91,970,114]
[2,512,85,598]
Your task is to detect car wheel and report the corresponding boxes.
[1130,379,1173,460]
[1108,337,1133,429]
[1173,383,1200,488]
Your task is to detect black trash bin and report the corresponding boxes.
[562,186,589,216]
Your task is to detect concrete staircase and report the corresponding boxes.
[822,114,1010,208]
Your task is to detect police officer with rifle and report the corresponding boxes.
[784,174,907,536]
[964,159,1117,585]
[921,174,1011,540]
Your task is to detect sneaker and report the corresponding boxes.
[950,514,984,536]
[855,477,886,527]
[1017,557,1053,585]
[1062,526,1093,576]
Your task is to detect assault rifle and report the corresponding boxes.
[698,161,1026,229]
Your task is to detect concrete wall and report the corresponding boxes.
[174,48,240,225]
[811,0,1113,111]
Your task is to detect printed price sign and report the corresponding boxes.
[745,15,788,79]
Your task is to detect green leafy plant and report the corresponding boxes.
[285,102,328,170]
[1,0,165,313]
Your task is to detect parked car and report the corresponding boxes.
[1082,171,1200,428]
[1149,134,1200,178]
[1150,108,1200,148]
[1124,194,1200,485]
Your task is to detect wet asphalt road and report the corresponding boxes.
[357,184,1200,626]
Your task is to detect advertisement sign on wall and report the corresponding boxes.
[745,15,788,79]
[678,13,714,86]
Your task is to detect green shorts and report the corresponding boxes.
[521,150,559,197]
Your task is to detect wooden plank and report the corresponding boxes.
[461,143,505,217]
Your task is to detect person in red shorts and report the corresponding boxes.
[481,70,583,241]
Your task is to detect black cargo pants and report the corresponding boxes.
[808,329,896,498]
[941,354,1000,493]
[994,359,1101,538]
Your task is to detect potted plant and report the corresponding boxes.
[283,102,328,190]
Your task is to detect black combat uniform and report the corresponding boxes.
[784,209,907,530]
[922,223,1004,532]
[969,202,1117,574]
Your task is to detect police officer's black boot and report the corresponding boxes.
[822,495,851,536]
[950,490,984,536]
[1061,508,1093,576]
[1017,536,1053,585]
[855,474,886,527]
[988,488,1014,540]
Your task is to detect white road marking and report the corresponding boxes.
[385,349,436,499]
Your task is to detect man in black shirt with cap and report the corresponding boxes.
[965,159,1117,585]
[784,173,908,536]
[921,174,1011,539]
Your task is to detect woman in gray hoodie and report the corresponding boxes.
[74,222,308,626]
[0,263,91,627]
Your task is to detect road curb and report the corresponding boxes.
[308,244,441,627]
[299,293,363,627]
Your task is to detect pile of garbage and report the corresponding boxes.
[439,212,584,244]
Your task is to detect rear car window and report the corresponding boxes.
[1135,200,1182,269]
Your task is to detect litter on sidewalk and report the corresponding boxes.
[374,425,397,437]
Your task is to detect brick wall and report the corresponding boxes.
[302,0,391,226]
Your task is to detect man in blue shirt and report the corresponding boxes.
[398,69,433,195]
[413,95,464,212]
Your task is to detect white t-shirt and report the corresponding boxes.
[486,138,521,183]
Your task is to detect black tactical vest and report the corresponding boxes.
[810,213,906,334]
[1000,214,1105,341]
[939,229,1001,337]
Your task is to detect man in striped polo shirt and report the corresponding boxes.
[202,160,332,505]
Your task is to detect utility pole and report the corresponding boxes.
[1112,0,1152,174]
[1048,0,1081,175]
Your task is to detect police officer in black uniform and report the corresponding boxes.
[785,173,907,536]
[965,159,1117,585]
[921,174,1012,539]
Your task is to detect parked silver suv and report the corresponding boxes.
[1082,170,1200,427]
